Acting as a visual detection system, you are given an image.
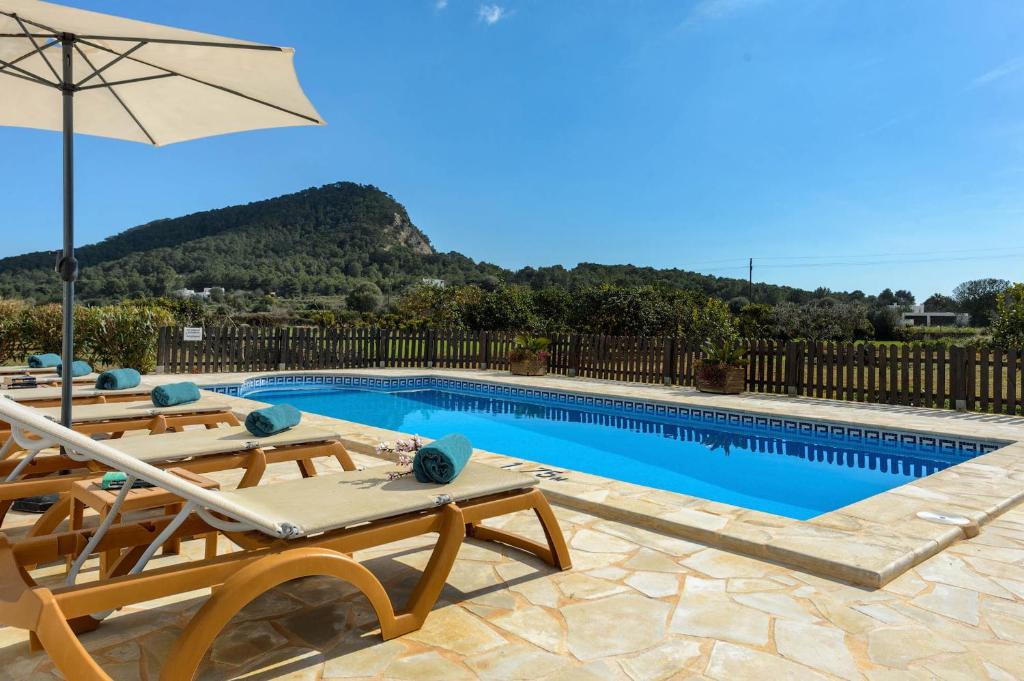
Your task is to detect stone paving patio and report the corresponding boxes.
[2,368,1023,679]
[3,452,1024,680]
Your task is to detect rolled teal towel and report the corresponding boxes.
[28,353,61,368]
[245,404,301,437]
[413,433,472,484]
[95,368,141,390]
[56,360,92,378]
[151,382,201,407]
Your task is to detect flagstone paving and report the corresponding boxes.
[3,451,1024,680]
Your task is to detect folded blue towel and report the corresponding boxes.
[56,360,92,378]
[245,404,301,437]
[151,382,201,407]
[413,433,473,484]
[27,353,61,368]
[95,368,141,390]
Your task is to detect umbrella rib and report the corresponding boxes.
[0,54,58,87]
[75,35,283,51]
[76,40,147,87]
[12,14,61,82]
[74,44,157,145]
[0,63,58,88]
[77,38,322,125]
[77,72,174,90]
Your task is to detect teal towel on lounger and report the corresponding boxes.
[55,360,92,378]
[151,382,201,407]
[413,433,472,484]
[245,404,301,437]
[27,353,61,368]
[95,368,141,390]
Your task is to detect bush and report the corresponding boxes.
[0,298,29,364]
[735,303,772,339]
[990,283,1024,349]
[0,300,172,373]
[88,303,174,372]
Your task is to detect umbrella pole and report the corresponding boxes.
[59,34,76,430]
[14,35,76,516]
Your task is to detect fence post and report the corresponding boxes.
[951,345,968,411]
[155,326,167,374]
[568,334,580,377]
[377,328,389,368]
[426,328,435,367]
[786,341,804,396]
[276,327,287,371]
[479,331,489,370]
[662,337,676,385]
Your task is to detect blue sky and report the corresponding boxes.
[2,0,1023,300]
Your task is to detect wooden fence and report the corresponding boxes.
[157,327,1024,415]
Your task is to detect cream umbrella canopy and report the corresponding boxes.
[0,0,323,434]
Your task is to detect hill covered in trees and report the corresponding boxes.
[0,181,848,305]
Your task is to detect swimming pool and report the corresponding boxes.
[235,378,1000,520]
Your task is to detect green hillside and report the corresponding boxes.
[0,181,836,305]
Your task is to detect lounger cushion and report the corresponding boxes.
[217,462,537,537]
[28,353,61,368]
[107,425,342,463]
[34,399,231,424]
[0,385,150,402]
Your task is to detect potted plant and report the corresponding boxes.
[509,335,551,376]
[695,339,747,394]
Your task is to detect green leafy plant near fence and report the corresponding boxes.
[0,299,172,372]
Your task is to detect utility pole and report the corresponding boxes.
[748,257,753,301]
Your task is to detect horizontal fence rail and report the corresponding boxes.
[156,327,1024,416]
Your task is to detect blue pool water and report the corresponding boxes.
[251,386,981,519]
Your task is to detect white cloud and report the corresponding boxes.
[971,56,1024,89]
[478,4,506,25]
[685,0,771,25]
[435,0,448,10]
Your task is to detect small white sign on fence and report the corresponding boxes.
[183,327,204,342]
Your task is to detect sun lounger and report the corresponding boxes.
[0,365,60,376]
[0,397,570,681]
[0,399,238,441]
[1,372,100,388]
[0,384,153,407]
[0,411,353,533]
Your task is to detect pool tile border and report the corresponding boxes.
[207,373,1006,456]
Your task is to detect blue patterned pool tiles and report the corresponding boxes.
[200,373,1006,457]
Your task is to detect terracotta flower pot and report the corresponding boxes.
[695,364,745,394]
[510,356,548,376]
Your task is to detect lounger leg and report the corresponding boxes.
[329,442,357,471]
[25,495,73,540]
[160,547,406,681]
[35,594,112,681]
[391,504,465,636]
[236,450,268,489]
[0,537,111,680]
[465,489,571,570]
[296,458,317,478]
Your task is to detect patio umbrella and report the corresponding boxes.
[0,0,323,432]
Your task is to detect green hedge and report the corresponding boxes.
[0,300,173,373]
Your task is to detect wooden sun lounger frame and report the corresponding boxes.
[0,389,151,408]
[0,485,569,681]
[0,398,572,681]
[0,404,245,527]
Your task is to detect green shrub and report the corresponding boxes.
[88,303,174,372]
[990,283,1024,349]
[0,298,29,364]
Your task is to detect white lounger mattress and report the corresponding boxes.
[218,462,537,537]
[31,400,231,423]
[107,424,342,463]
